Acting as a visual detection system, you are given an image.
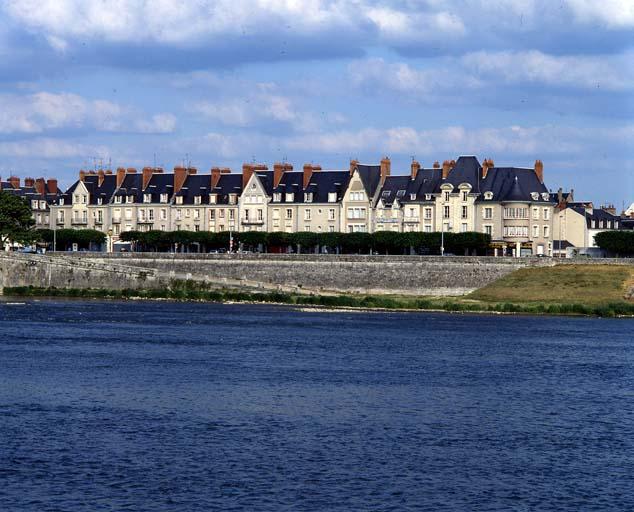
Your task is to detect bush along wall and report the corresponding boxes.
[595,231,634,257]
[117,229,491,255]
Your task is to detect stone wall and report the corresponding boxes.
[2,252,632,297]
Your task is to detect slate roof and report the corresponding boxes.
[570,206,621,229]
[0,179,61,206]
[356,164,382,198]
[265,170,351,204]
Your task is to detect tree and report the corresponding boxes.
[595,231,634,256]
[0,191,35,247]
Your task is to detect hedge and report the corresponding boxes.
[117,229,491,255]
[594,231,634,256]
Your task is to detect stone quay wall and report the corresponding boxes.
[2,252,632,297]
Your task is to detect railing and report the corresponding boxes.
[241,219,264,225]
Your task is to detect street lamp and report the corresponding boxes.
[441,220,452,256]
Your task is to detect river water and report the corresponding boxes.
[1,299,633,511]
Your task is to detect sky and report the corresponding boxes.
[0,0,632,208]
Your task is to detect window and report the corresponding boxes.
[115,196,122,204]
[285,209,293,220]
[160,209,166,220]
[244,209,250,221]
[484,207,493,219]
[304,193,313,203]
[219,209,225,219]
[31,200,38,209]
[504,226,529,237]
[407,207,415,218]
[139,209,146,221]
[229,210,235,220]
[461,206,468,219]
[444,192,450,202]
[304,209,311,220]
[504,207,528,219]
[396,190,406,198]
[285,193,294,202]
[273,193,282,202]
[484,191,493,200]
[424,208,432,220]
[175,196,183,205]
[410,193,416,200]
[125,208,132,221]
[329,225,335,232]
[194,196,201,205]
[462,191,468,202]
[209,194,217,204]
[328,208,335,221]
[543,225,550,238]
[97,210,103,223]
[193,209,200,220]
[210,210,215,220]
[461,223,467,232]
[532,207,539,220]
[424,225,432,233]
[443,206,450,219]
[185,209,190,218]
[59,198,65,206]
[194,225,200,232]
[328,192,337,203]
[160,193,168,203]
[97,197,103,205]
[144,193,152,203]
[273,209,280,220]
[148,209,154,221]
[543,208,550,220]
[484,225,492,235]
[425,194,432,201]
[351,191,365,201]
[126,195,133,204]
[175,209,181,220]
[533,225,539,237]
[257,209,263,221]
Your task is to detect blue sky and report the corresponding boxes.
[0,0,632,208]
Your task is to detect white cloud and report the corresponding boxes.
[0,92,176,134]
[567,0,634,28]
[463,50,634,91]
[0,137,109,158]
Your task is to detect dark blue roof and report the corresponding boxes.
[356,164,382,197]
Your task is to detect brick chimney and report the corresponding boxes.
[272,162,291,188]
[482,158,494,179]
[349,159,359,176]
[116,167,126,187]
[142,167,154,190]
[303,163,321,189]
[174,166,188,195]
[47,179,58,195]
[187,166,197,175]
[79,170,86,182]
[24,177,35,188]
[442,160,451,179]
[127,167,137,174]
[35,178,46,195]
[97,169,105,187]
[534,159,544,184]
[410,160,420,180]
[380,157,391,184]
[433,161,440,169]
[8,176,20,189]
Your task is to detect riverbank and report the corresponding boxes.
[5,284,634,318]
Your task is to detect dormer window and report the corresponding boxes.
[209,194,217,204]
[425,194,432,201]
[229,194,237,205]
[39,201,46,209]
[144,193,152,203]
[285,192,294,202]
[97,198,103,205]
[115,196,122,204]
[304,193,313,203]
[126,195,133,204]
[175,196,183,205]
[59,198,65,206]
[31,200,38,208]
[160,193,168,203]
[444,192,450,202]
[410,193,416,200]
[396,190,406,198]
[194,195,201,205]
[541,193,549,201]
[273,192,281,202]
[531,192,539,201]
[328,192,337,203]
[484,191,494,200]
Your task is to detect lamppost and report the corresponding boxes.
[441,220,452,256]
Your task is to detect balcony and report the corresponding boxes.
[403,217,420,224]
[71,219,88,226]
[242,218,264,226]
[375,217,399,224]
[111,217,121,224]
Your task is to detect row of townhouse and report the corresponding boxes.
[49,155,559,256]
[0,176,60,230]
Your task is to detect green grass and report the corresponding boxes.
[5,277,634,318]
[470,264,633,305]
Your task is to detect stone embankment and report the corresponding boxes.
[2,252,632,297]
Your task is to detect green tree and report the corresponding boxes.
[595,231,634,256]
[0,191,35,247]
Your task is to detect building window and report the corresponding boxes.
[461,206,468,219]
[210,210,215,220]
[144,193,151,203]
[532,207,539,220]
[194,209,200,220]
[209,194,217,204]
[328,208,335,221]
[424,208,432,220]
[328,192,337,203]
[229,210,235,220]
[484,207,493,219]
[462,191,468,202]
[175,196,183,205]
[285,209,293,220]
[410,193,416,200]
[350,191,365,201]
[114,196,122,204]
[257,209,263,221]
[424,225,432,233]
[461,223,467,232]
[304,209,311,221]
[543,208,550,220]
[444,192,450,202]
[160,193,168,203]
[443,206,450,219]
[175,209,181,220]
[148,209,154,221]
[160,209,166,220]
[484,225,492,236]
[194,196,201,205]
[304,193,313,203]
[544,226,550,238]
[273,193,282,202]
[126,195,133,204]
[533,225,539,237]
[285,193,294,202]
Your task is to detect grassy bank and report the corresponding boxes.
[4,281,634,318]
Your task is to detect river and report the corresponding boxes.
[1,299,633,511]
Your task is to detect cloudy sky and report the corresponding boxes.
[0,0,632,207]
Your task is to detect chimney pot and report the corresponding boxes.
[35,178,46,195]
[47,179,58,195]
[173,166,188,195]
[380,156,391,184]
[442,160,451,179]
[349,159,359,176]
[433,161,440,169]
[24,177,35,187]
[303,163,319,189]
[9,176,20,189]
[534,159,544,184]
[116,167,126,188]
[410,160,420,180]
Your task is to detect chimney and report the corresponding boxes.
[349,159,359,176]
[79,170,86,182]
[432,161,440,169]
[116,167,126,188]
[442,160,451,179]
[24,177,35,188]
[410,160,420,180]
[303,163,320,189]
[534,159,544,184]
[127,167,137,174]
[273,162,288,188]
[35,178,46,195]
[98,169,105,187]
[557,187,563,204]
[142,167,154,190]
[47,179,58,195]
[482,158,494,179]
[449,159,456,169]
[187,167,197,175]
[9,176,20,189]
[105,169,113,175]
[173,166,188,195]
[242,163,255,190]
[380,156,391,184]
